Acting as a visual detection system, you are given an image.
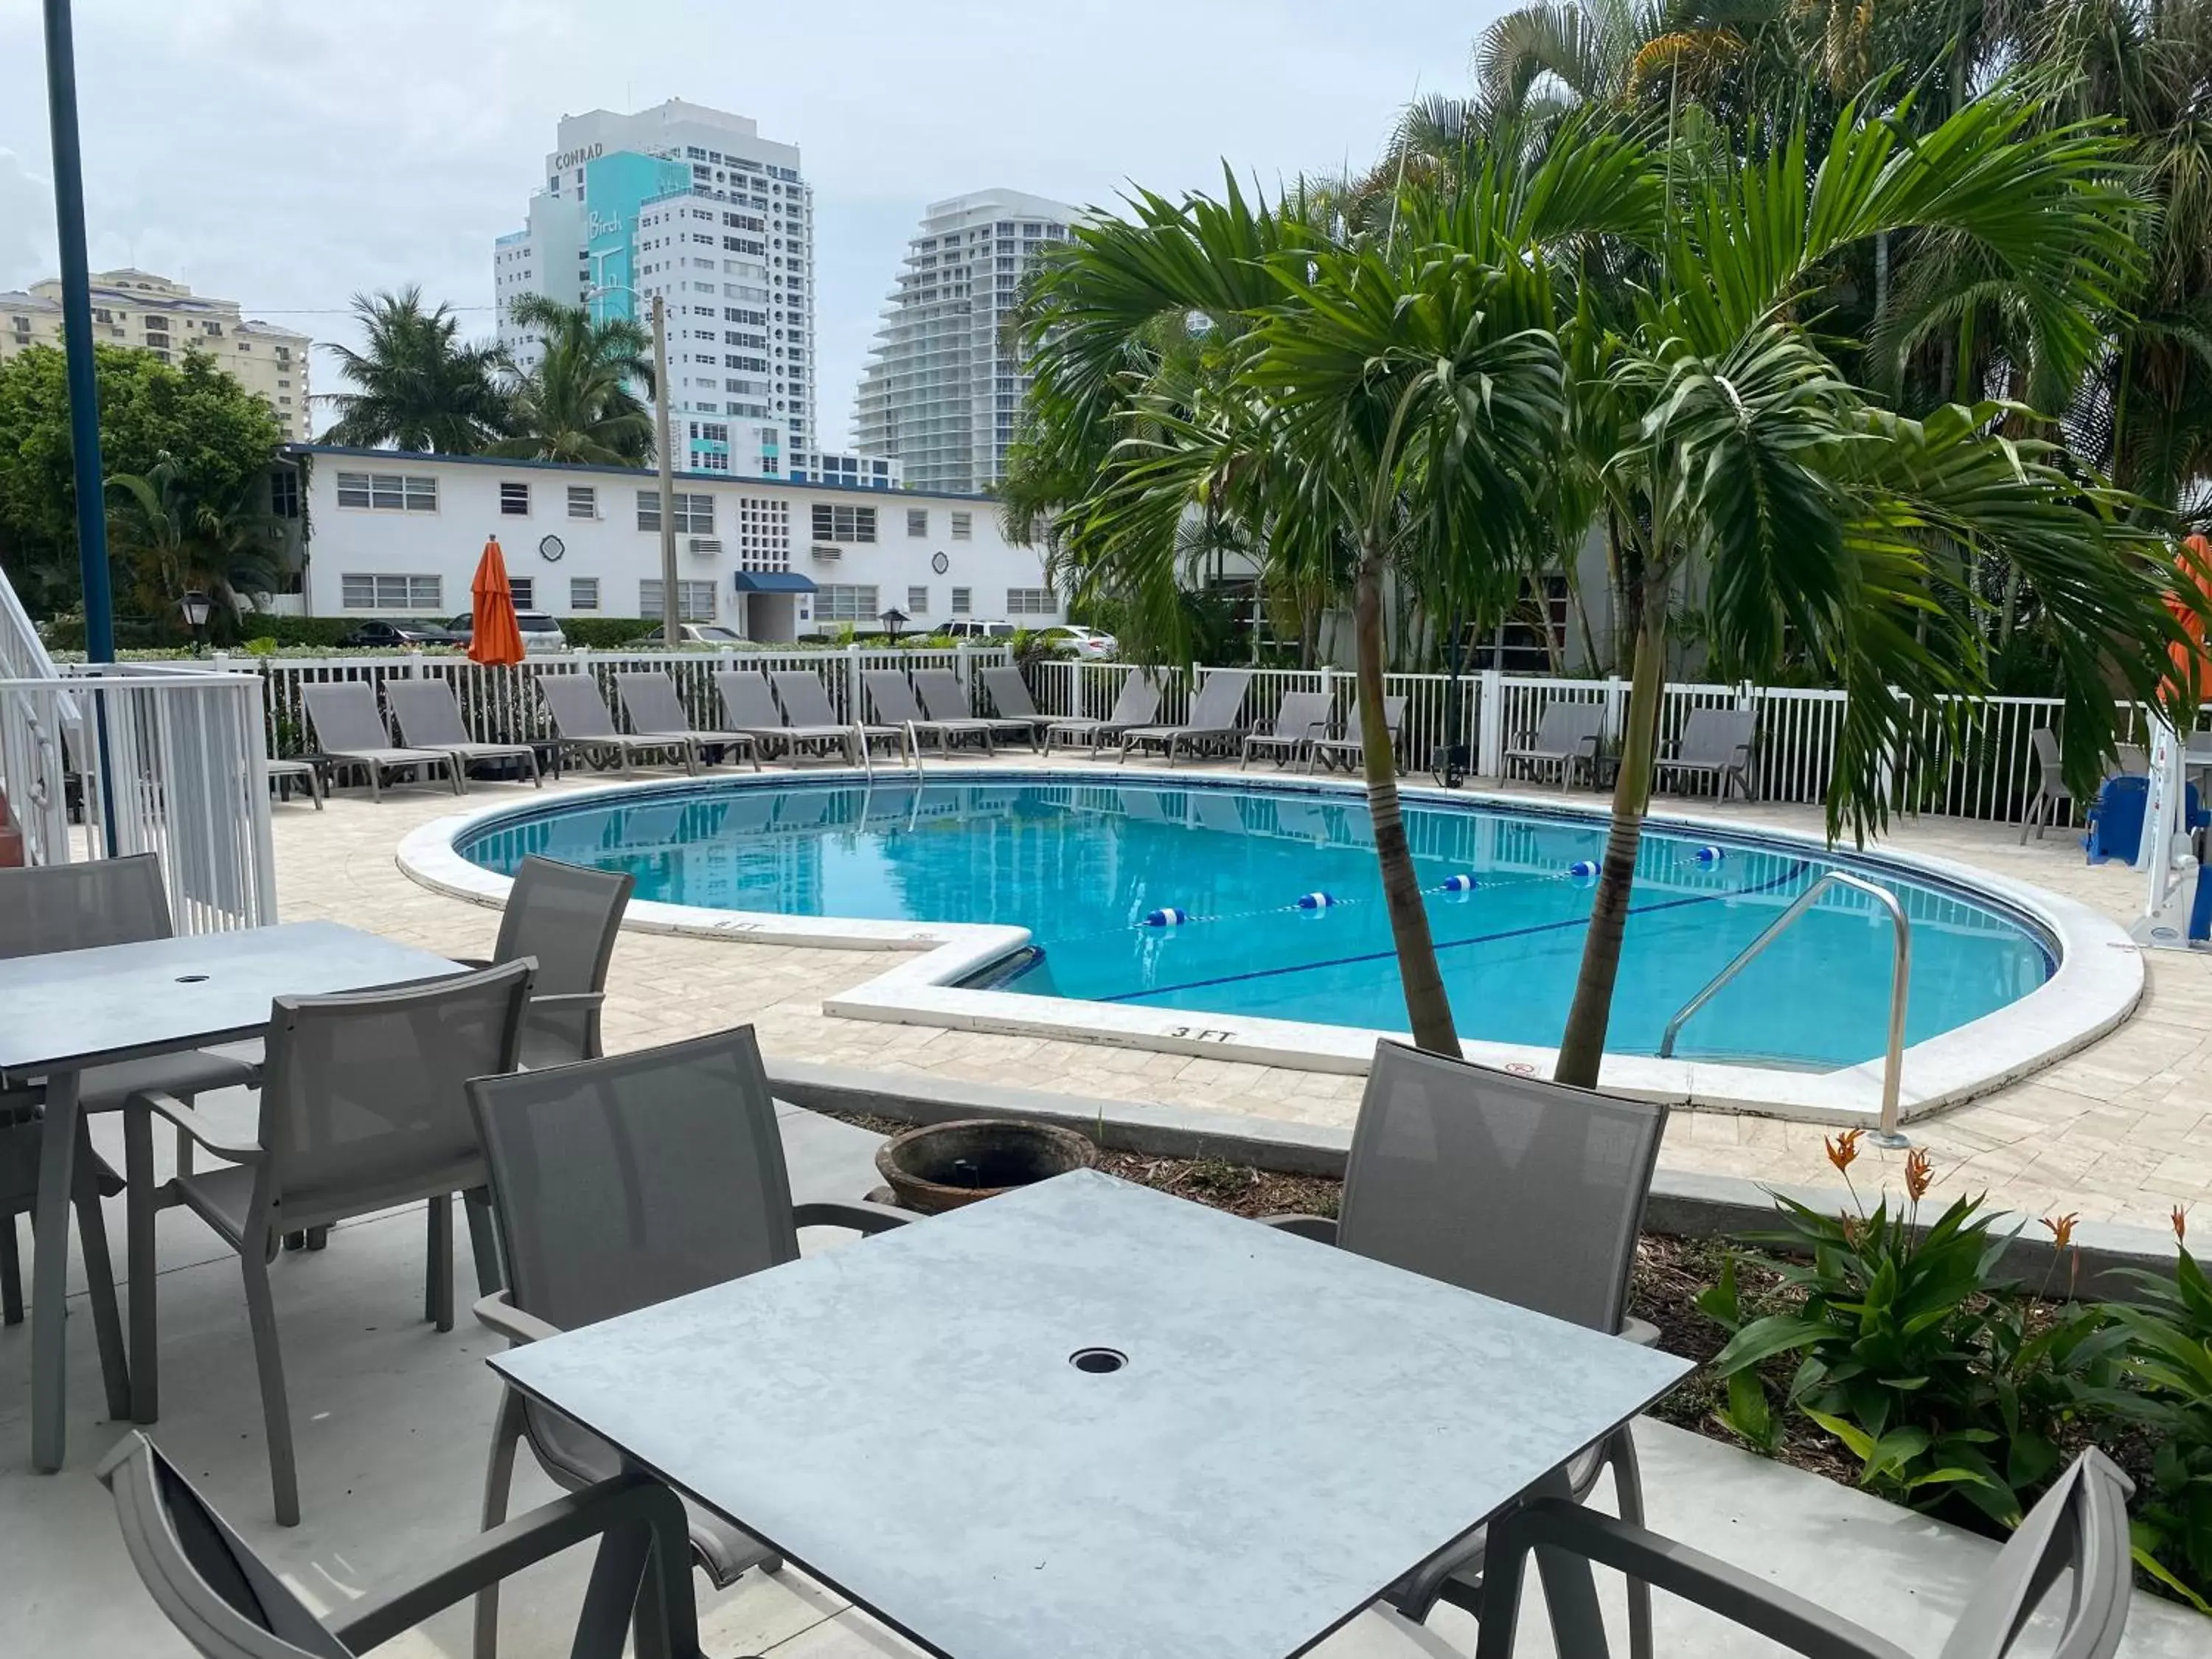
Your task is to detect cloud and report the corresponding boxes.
[0,149,53,290]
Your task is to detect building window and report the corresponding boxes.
[638,579,716,621]
[268,470,299,519]
[340,574,442,611]
[950,587,972,615]
[815,584,880,622]
[335,472,437,512]
[507,577,535,609]
[1006,588,1057,616]
[950,510,973,540]
[905,508,928,538]
[809,503,877,543]
[566,485,597,519]
[569,577,600,611]
[499,481,530,516]
[636,490,716,533]
[906,585,929,615]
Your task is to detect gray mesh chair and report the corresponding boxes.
[979,664,1060,742]
[125,961,532,1526]
[1473,1447,2135,1659]
[465,1026,910,1659]
[1312,695,1408,773]
[455,855,633,1070]
[714,669,853,762]
[612,672,760,771]
[1503,700,1607,788]
[99,1429,702,1659]
[1120,667,1254,765]
[1652,707,1756,800]
[1,1110,128,1413]
[537,674,698,778]
[915,667,1037,750]
[1267,1042,1668,1658]
[863,669,994,755]
[1240,689,1334,770]
[769,669,909,759]
[299,682,459,801]
[383,679,543,790]
[1045,669,1163,754]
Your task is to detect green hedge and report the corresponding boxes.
[559,617,665,648]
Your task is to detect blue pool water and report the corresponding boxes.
[456,778,2054,1068]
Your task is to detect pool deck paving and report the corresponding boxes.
[277,755,2212,1237]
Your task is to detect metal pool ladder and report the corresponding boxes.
[1657,870,1913,1148]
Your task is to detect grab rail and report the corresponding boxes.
[1658,870,1913,1147]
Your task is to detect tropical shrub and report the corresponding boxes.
[2109,1220,2212,1609]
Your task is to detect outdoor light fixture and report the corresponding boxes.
[880,607,908,643]
[179,589,212,653]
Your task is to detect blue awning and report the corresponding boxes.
[733,571,818,594]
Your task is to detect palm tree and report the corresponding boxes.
[493,295,656,465]
[319,286,507,452]
[106,455,291,641]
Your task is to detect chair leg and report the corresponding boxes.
[464,1187,502,1295]
[473,1385,527,1659]
[240,1248,301,1526]
[2020,788,2041,845]
[1609,1425,1653,1659]
[72,1142,132,1423]
[426,1195,455,1332]
[126,1100,160,1422]
[1,1216,22,1325]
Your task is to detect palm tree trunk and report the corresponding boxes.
[1554,581,1667,1088]
[1354,543,1461,1058]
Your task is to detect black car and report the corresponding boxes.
[338,618,462,650]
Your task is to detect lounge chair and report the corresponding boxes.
[1267,1042,1668,1658]
[770,669,909,760]
[452,856,632,1070]
[300,681,460,801]
[1502,700,1605,790]
[384,678,543,789]
[1119,667,1254,765]
[1045,669,1163,754]
[265,757,322,808]
[537,674,698,779]
[915,667,1038,751]
[863,669,995,756]
[715,669,855,762]
[1652,706,1756,800]
[612,672,760,771]
[1311,695,1407,774]
[101,1429,705,1659]
[465,1026,909,1659]
[980,664,1062,742]
[1239,689,1334,770]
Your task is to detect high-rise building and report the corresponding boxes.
[0,270,311,442]
[493,100,828,481]
[852,189,1082,495]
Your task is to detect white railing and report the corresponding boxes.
[2,666,277,931]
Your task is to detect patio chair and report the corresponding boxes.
[714,669,854,762]
[1,1113,128,1411]
[452,856,633,1071]
[863,669,995,756]
[915,667,1038,751]
[265,757,322,809]
[99,1429,703,1659]
[465,1026,911,1659]
[383,678,543,790]
[1311,695,1407,774]
[1503,700,1605,790]
[1652,707,1756,801]
[1265,1041,1668,1659]
[1120,667,1255,765]
[300,682,460,801]
[980,664,1062,742]
[125,960,533,1526]
[769,669,911,760]
[537,673,699,779]
[1239,689,1335,771]
[2020,728,2143,844]
[1045,669,1164,754]
[1473,1445,2134,1659]
[612,672,760,772]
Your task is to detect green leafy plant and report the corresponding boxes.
[2108,1214,2212,1610]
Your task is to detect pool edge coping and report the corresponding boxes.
[393,765,2145,1128]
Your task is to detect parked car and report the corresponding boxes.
[673,623,748,646]
[940,619,1016,641]
[336,618,462,650]
[445,611,571,653]
[1037,625,1119,660]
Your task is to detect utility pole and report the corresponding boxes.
[651,292,679,646]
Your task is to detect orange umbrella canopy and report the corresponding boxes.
[469,536,526,667]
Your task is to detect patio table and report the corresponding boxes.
[493,1168,1692,1659]
[0,919,461,1472]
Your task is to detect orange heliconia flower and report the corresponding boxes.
[1903,1149,1935,1202]
[2042,1213,2079,1251]
[1826,1128,1864,1175]
[2177,1206,2191,1245]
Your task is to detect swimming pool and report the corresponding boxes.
[448,775,2062,1070]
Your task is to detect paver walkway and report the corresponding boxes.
[276,760,2212,1234]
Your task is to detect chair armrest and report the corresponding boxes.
[126,1089,262,1164]
[474,1290,565,1346]
[529,990,605,1015]
[1260,1213,1339,1244]
[1620,1315,1661,1349]
[451,955,495,970]
[792,1198,913,1235]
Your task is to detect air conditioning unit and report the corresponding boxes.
[688,538,723,557]
[809,543,841,561]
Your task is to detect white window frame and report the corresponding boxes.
[569,577,601,611]
[507,576,535,609]
[815,583,880,622]
[905,508,928,538]
[809,503,877,543]
[498,481,531,517]
[950,587,973,615]
[906,585,929,615]
[950,510,973,540]
[566,485,598,520]
[638,578,717,622]
[1006,588,1057,616]
[335,471,438,513]
[339,573,442,611]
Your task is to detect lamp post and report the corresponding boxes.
[880,607,908,645]
[179,590,211,655]
[584,280,678,647]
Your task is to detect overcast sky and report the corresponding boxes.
[0,0,1500,449]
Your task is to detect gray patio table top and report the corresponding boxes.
[0,919,462,1473]
[492,1168,1693,1659]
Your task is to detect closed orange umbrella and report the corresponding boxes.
[469,536,526,667]
[2167,535,2212,704]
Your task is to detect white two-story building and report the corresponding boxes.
[277,446,1061,641]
